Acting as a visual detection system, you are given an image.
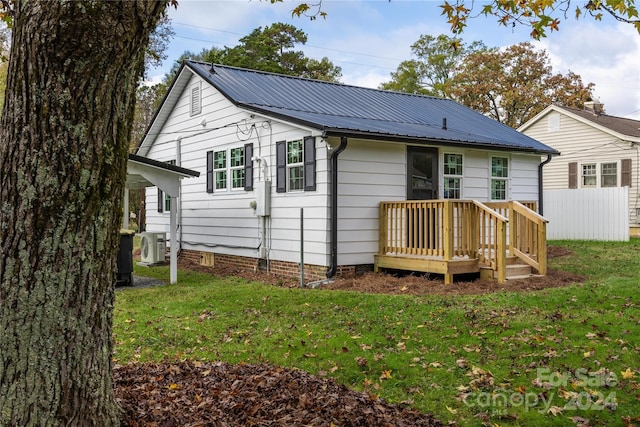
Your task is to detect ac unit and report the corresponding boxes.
[140,232,166,264]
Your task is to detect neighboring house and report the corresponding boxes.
[519,102,640,235]
[137,62,557,283]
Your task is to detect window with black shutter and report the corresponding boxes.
[304,136,316,191]
[206,150,214,193]
[244,143,254,191]
[276,140,286,193]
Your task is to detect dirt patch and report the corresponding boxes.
[176,245,585,296]
[115,360,443,427]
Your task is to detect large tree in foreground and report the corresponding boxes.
[0,1,167,425]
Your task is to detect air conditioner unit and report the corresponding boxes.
[140,232,166,264]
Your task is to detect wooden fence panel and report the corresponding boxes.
[543,187,629,241]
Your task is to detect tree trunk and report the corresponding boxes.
[0,2,166,425]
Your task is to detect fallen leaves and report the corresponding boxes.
[114,360,443,426]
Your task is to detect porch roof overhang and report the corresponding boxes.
[126,154,200,195]
[124,154,200,285]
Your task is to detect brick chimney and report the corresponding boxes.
[584,99,604,115]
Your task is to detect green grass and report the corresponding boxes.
[115,240,640,426]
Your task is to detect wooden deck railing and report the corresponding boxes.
[378,200,548,282]
[486,201,548,274]
[472,201,508,282]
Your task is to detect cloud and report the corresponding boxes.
[537,22,640,119]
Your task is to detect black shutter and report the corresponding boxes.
[303,136,316,191]
[244,143,254,191]
[622,158,632,187]
[206,150,214,193]
[568,162,577,189]
[276,140,286,193]
[157,188,164,212]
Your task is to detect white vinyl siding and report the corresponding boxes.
[522,107,637,223]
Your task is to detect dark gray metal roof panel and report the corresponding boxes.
[187,61,557,154]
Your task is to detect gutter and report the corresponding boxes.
[326,136,348,278]
[538,154,553,215]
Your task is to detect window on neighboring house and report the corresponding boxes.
[190,82,201,116]
[157,160,176,213]
[601,162,617,187]
[570,160,631,189]
[491,157,509,200]
[443,153,462,199]
[206,144,253,193]
[276,136,316,193]
[582,163,597,187]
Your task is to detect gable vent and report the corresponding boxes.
[190,82,202,116]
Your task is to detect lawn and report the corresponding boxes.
[114,240,640,426]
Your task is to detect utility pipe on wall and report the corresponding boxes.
[326,136,348,278]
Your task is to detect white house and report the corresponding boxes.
[519,102,640,236]
[137,62,557,282]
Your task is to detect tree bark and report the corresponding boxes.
[0,2,166,425]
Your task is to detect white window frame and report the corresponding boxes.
[287,139,304,192]
[213,150,227,192]
[580,161,619,188]
[212,146,246,192]
[490,156,509,201]
[229,146,246,190]
[601,162,618,187]
[443,152,463,199]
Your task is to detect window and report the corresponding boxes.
[213,150,227,191]
[601,162,617,187]
[190,82,201,116]
[230,147,245,189]
[443,153,462,199]
[276,136,316,193]
[206,144,253,193]
[570,160,631,189]
[491,157,509,200]
[582,163,597,187]
[157,160,176,213]
[287,139,304,191]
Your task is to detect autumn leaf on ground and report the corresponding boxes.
[456,358,468,369]
[570,416,591,426]
[379,370,392,380]
[547,405,563,416]
[621,368,635,379]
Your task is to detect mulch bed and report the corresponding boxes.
[115,361,443,427]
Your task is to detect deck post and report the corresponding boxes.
[537,221,547,275]
[443,201,454,284]
[496,220,507,283]
[509,202,516,255]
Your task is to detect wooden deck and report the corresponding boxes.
[374,200,548,284]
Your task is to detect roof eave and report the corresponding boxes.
[321,128,559,155]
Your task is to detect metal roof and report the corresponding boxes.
[186,61,557,155]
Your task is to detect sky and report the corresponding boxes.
[149,0,640,120]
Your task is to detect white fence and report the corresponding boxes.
[543,187,629,241]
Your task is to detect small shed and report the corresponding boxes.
[125,153,200,283]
